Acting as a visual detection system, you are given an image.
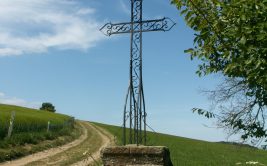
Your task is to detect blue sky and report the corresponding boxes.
[0,0,234,142]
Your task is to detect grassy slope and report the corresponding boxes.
[94,122,267,166]
[0,104,70,134]
[0,104,80,162]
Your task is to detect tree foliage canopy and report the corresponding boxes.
[171,0,267,141]
[40,102,56,113]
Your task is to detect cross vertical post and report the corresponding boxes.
[100,0,175,145]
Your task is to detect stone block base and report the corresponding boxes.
[101,145,173,166]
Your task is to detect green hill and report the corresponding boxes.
[1,104,266,165]
[0,104,77,162]
[94,122,267,166]
[0,104,73,138]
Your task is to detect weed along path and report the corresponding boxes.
[0,121,113,166]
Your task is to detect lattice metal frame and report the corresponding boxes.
[100,0,175,145]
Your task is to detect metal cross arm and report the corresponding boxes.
[100,17,176,36]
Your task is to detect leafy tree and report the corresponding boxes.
[40,102,56,113]
[171,0,267,142]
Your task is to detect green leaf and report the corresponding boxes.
[184,48,194,54]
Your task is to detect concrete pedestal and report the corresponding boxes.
[101,145,173,166]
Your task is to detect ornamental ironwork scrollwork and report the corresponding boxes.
[133,1,141,21]
[100,18,175,36]
[142,17,176,32]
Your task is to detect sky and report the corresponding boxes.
[0,0,235,142]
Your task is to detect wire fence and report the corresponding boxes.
[0,112,75,139]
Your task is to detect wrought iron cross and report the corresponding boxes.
[100,0,175,145]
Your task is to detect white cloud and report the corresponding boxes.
[77,8,95,15]
[119,0,131,15]
[0,92,5,97]
[0,92,41,109]
[0,0,104,56]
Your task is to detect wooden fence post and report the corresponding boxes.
[7,111,15,138]
[47,121,50,132]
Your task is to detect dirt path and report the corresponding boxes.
[0,122,114,166]
[71,123,114,166]
[0,122,88,166]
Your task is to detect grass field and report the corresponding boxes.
[0,104,77,162]
[0,104,73,138]
[94,122,267,166]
